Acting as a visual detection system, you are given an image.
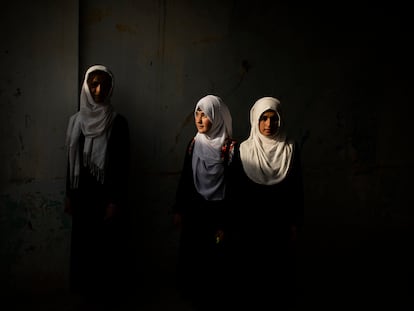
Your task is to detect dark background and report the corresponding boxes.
[1,1,413,309]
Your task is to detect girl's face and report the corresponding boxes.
[259,109,279,136]
[87,71,112,103]
[195,108,212,134]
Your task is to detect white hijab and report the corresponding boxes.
[239,97,293,185]
[66,65,116,188]
[192,95,232,200]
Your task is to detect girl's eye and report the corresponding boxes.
[260,117,279,124]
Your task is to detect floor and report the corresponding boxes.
[6,284,194,311]
[5,225,413,310]
[5,264,411,311]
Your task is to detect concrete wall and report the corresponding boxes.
[1,0,78,294]
[1,0,413,304]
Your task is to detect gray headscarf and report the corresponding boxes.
[192,95,232,200]
[66,65,116,188]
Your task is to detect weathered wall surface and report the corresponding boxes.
[1,0,78,295]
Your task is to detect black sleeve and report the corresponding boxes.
[105,114,130,208]
[290,143,304,229]
[65,159,72,199]
[172,139,194,215]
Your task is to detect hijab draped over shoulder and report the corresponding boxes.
[66,64,117,188]
[192,95,232,201]
[239,96,293,185]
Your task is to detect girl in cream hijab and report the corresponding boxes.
[231,96,304,310]
[239,96,293,185]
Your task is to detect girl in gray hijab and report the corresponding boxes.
[65,65,131,302]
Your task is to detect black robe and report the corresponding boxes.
[65,114,130,298]
[172,137,238,310]
[226,142,304,309]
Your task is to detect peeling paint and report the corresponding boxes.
[115,23,137,34]
[13,88,21,97]
[191,35,226,45]
[0,185,71,290]
[18,131,24,150]
[24,114,31,128]
[84,8,111,25]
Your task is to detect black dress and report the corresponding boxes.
[227,142,304,309]
[172,137,237,310]
[65,114,130,299]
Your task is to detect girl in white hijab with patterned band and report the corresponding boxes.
[192,94,233,200]
[172,94,237,311]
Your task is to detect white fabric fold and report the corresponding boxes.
[240,97,293,185]
[192,95,232,200]
[66,65,116,188]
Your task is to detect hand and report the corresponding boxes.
[215,229,224,244]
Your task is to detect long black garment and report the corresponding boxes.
[66,114,130,298]
[172,137,237,310]
[226,142,304,309]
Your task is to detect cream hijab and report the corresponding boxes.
[192,95,232,200]
[66,65,116,188]
[240,97,293,185]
